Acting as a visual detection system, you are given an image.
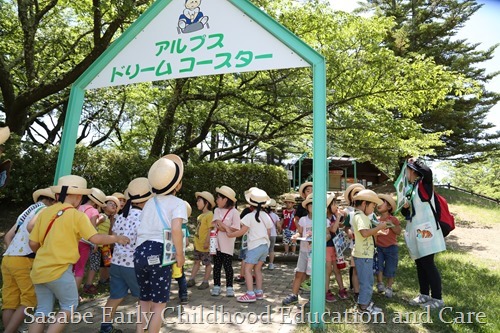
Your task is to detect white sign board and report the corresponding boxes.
[86,0,308,89]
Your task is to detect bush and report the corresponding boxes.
[0,145,289,206]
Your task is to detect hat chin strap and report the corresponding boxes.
[58,186,68,203]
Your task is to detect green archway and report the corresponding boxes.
[55,0,327,327]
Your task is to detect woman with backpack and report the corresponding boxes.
[402,158,446,309]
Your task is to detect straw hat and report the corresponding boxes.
[195,191,215,208]
[185,201,192,218]
[50,175,92,195]
[267,198,277,208]
[378,194,397,212]
[216,185,237,203]
[88,188,107,208]
[148,154,184,195]
[105,195,120,209]
[32,187,56,203]
[112,192,126,200]
[353,189,383,205]
[302,193,313,208]
[0,127,10,145]
[344,183,365,205]
[127,177,153,203]
[244,187,270,207]
[327,193,337,208]
[283,194,296,203]
[298,182,313,198]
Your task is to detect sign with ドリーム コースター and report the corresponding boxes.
[86,0,308,90]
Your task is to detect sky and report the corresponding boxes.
[329,0,500,132]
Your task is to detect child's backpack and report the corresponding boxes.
[429,192,455,237]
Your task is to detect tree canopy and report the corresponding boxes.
[0,0,492,176]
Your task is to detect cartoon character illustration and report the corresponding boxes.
[416,229,433,238]
[178,0,209,34]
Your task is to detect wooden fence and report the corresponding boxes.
[436,183,500,205]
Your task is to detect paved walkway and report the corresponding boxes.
[65,262,307,333]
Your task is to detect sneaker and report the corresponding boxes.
[237,292,256,303]
[197,281,209,290]
[421,298,445,309]
[409,294,432,306]
[180,297,189,304]
[187,279,196,288]
[377,282,385,293]
[326,290,336,303]
[234,275,245,284]
[282,294,299,306]
[299,280,311,291]
[338,288,349,300]
[83,284,98,295]
[255,290,264,300]
[357,302,383,315]
[226,287,235,297]
[385,287,393,298]
[211,286,221,296]
[268,263,275,270]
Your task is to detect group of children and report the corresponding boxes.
[2,147,407,333]
[280,182,402,316]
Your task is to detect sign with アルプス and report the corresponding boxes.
[86,0,308,89]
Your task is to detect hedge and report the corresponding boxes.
[0,143,290,208]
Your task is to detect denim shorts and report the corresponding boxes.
[34,265,78,316]
[109,264,140,299]
[245,244,269,265]
[377,245,399,278]
[134,241,172,303]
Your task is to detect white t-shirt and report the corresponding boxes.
[241,210,273,250]
[136,195,187,247]
[269,211,279,237]
[298,215,330,252]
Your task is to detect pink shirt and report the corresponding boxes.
[212,207,240,255]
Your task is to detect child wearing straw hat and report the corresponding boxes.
[98,178,153,333]
[279,194,297,256]
[187,191,215,290]
[210,185,240,297]
[351,189,388,315]
[227,188,273,302]
[342,183,365,300]
[134,154,187,333]
[83,195,121,292]
[1,188,55,333]
[77,187,107,295]
[375,194,401,298]
[282,194,331,307]
[28,175,130,333]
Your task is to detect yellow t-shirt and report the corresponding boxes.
[30,202,97,284]
[194,211,213,252]
[352,211,375,259]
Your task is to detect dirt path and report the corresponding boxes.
[445,222,500,269]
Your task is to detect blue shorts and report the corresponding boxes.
[134,241,172,303]
[245,244,269,265]
[377,245,398,278]
[34,265,78,316]
[109,264,140,299]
